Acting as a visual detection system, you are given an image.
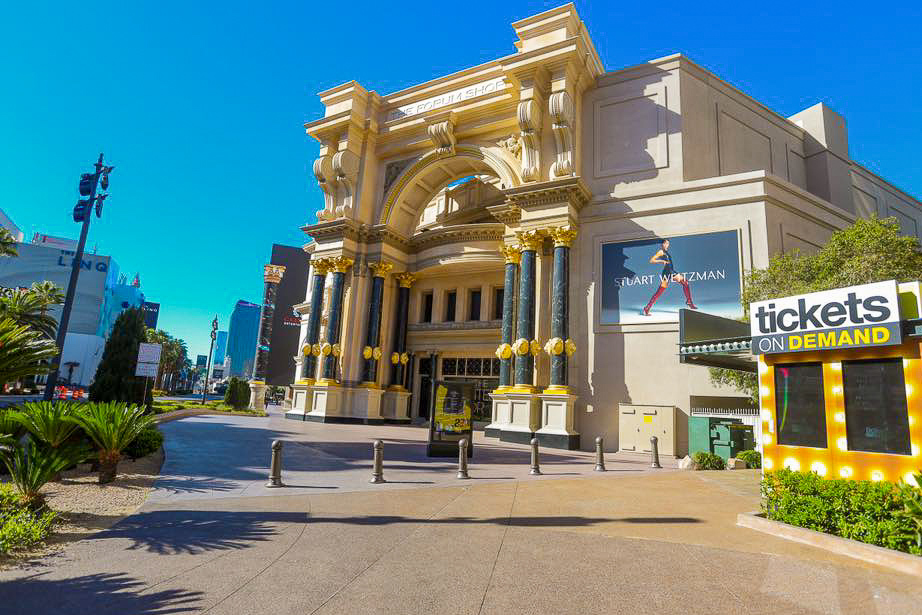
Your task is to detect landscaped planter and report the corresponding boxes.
[737,511,922,577]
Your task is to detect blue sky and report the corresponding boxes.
[1,1,920,359]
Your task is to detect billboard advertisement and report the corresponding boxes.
[265,244,309,385]
[601,231,742,325]
[142,302,160,329]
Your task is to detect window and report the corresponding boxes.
[843,358,911,455]
[468,289,482,321]
[493,288,504,320]
[421,292,433,323]
[445,291,457,322]
[774,363,827,448]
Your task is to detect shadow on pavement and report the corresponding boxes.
[90,510,308,555]
[0,572,202,615]
[304,515,620,527]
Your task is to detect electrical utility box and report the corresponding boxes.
[617,404,687,457]
[689,416,754,460]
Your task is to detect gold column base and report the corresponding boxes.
[358,381,381,389]
[492,386,512,394]
[386,385,407,392]
[296,378,315,386]
[506,385,540,394]
[543,385,572,395]
[314,378,339,387]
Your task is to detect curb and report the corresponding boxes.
[737,511,922,577]
[153,409,268,423]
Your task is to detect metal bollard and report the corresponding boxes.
[650,435,662,469]
[457,438,470,479]
[529,438,542,475]
[266,440,284,488]
[594,436,606,472]
[370,439,386,484]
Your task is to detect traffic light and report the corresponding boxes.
[78,173,96,196]
[73,199,91,222]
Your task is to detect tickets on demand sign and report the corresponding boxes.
[750,280,903,355]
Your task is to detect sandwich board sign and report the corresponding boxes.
[426,380,474,457]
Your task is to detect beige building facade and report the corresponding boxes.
[285,4,922,452]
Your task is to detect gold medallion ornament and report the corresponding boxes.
[302,343,312,356]
[548,226,579,248]
[516,229,544,252]
[311,343,322,357]
[363,346,373,360]
[544,337,564,356]
[400,352,409,365]
[331,343,341,357]
[529,340,541,356]
[498,243,522,265]
[372,347,382,360]
[565,339,576,356]
[391,352,400,365]
[320,343,332,356]
[368,262,394,278]
[513,338,530,356]
[495,343,513,360]
[394,272,416,288]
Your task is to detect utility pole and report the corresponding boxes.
[202,316,218,404]
[44,154,114,401]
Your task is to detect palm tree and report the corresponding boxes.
[66,402,154,483]
[0,318,58,384]
[0,289,60,339]
[0,228,18,257]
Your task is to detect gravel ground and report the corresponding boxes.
[1,448,164,568]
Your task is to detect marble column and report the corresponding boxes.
[300,259,330,383]
[545,227,578,392]
[388,273,415,390]
[319,256,352,384]
[495,244,520,392]
[361,262,393,386]
[513,230,543,392]
[249,263,285,410]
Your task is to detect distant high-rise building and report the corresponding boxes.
[265,244,309,386]
[213,330,228,366]
[226,301,260,378]
[196,354,207,369]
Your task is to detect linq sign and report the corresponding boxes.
[749,280,903,355]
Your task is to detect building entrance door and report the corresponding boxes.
[417,357,433,419]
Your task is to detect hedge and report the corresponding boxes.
[762,469,921,555]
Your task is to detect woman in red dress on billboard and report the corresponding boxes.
[641,239,697,316]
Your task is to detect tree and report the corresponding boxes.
[0,318,58,385]
[0,228,18,257]
[712,216,922,401]
[145,329,189,392]
[0,286,62,339]
[89,307,151,408]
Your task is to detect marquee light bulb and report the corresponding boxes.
[906,384,914,398]
[758,361,768,374]
[763,457,773,470]
[905,473,920,487]
[829,362,842,371]
[760,386,771,398]
[762,433,772,445]
[836,437,848,451]
[783,457,800,472]
[912,444,920,457]
[904,359,911,368]
[810,461,827,477]
[834,412,845,423]
[831,386,842,395]
[839,466,853,478]
[871,470,885,482]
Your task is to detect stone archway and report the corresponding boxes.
[378,144,522,238]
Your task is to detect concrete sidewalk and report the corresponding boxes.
[2,409,920,614]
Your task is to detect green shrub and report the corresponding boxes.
[8,401,81,448]
[224,378,251,410]
[0,484,56,555]
[0,408,25,440]
[762,469,922,555]
[737,449,762,469]
[124,426,163,460]
[1,442,89,509]
[66,402,155,484]
[692,451,725,470]
[899,471,922,550]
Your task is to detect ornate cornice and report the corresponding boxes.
[409,223,505,250]
[503,176,591,211]
[263,264,286,284]
[486,203,521,225]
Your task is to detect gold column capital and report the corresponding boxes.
[499,243,522,265]
[311,258,332,275]
[329,256,354,273]
[548,226,579,248]
[394,272,416,288]
[263,264,286,284]
[516,229,544,252]
[367,261,394,278]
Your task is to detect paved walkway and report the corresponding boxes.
[2,408,920,614]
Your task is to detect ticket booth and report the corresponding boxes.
[679,280,922,484]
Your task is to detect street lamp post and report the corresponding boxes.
[43,153,114,401]
[202,316,218,404]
